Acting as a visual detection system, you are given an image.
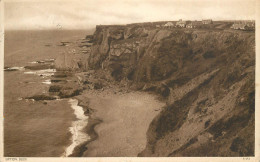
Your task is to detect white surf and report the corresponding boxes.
[62,99,90,157]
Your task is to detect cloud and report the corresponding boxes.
[4,0,256,30]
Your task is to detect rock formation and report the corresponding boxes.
[58,22,255,156]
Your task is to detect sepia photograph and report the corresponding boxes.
[0,0,259,161]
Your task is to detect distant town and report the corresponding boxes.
[159,19,255,31]
[96,19,255,32]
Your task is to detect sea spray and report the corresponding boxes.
[42,79,52,85]
[24,69,56,77]
[63,99,90,157]
[4,66,25,71]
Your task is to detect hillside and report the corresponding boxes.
[56,22,255,156]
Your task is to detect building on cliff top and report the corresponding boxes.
[202,19,213,24]
[176,19,189,28]
[163,22,174,28]
[231,23,254,31]
[186,21,201,28]
[231,20,255,30]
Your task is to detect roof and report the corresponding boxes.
[232,24,247,28]
[164,22,174,26]
[176,21,186,25]
[187,22,201,26]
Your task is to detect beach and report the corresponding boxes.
[78,89,165,157]
[4,30,166,157]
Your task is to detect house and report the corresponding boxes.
[186,23,193,28]
[231,23,254,31]
[231,23,245,30]
[231,20,255,30]
[176,19,187,28]
[186,21,201,28]
[163,22,174,28]
[244,21,255,29]
[202,19,213,24]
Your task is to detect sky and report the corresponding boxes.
[4,0,256,30]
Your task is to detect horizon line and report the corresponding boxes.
[5,19,256,31]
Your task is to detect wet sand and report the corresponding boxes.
[5,30,165,157]
[80,90,165,157]
[63,99,90,157]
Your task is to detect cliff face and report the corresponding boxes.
[86,24,255,156]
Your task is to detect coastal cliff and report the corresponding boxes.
[58,22,255,156]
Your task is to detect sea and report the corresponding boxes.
[4,30,92,157]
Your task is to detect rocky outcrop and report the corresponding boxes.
[25,95,57,101]
[84,23,255,156]
[55,52,80,71]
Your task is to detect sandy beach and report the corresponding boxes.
[3,16,255,157]
[78,89,165,157]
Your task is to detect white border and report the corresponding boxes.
[0,0,259,161]
[0,0,4,160]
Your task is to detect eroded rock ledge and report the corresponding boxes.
[56,22,255,156]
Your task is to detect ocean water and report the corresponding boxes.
[4,30,92,157]
[63,99,90,157]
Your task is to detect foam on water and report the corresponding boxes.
[24,69,56,77]
[4,67,25,71]
[62,99,90,157]
[45,58,55,61]
[29,59,55,64]
[42,79,51,85]
[29,61,38,64]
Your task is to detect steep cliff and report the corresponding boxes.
[85,23,255,156]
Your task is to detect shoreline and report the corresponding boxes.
[4,65,76,157]
[74,89,165,157]
[69,116,102,157]
[63,98,92,157]
[67,96,102,157]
